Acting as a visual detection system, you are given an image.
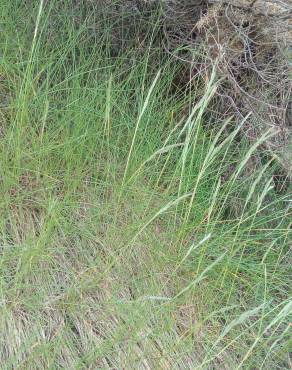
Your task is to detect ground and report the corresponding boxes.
[0,1,291,369]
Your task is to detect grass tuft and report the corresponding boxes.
[0,1,291,368]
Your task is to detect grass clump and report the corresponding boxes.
[0,1,291,369]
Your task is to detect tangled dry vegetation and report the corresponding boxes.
[163,0,292,177]
[105,0,292,178]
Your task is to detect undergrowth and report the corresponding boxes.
[0,1,291,369]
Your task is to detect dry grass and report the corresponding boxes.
[0,1,291,368]
[163,1,292,176]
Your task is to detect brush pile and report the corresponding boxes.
[162,0,292,176]
[88,0,291,176]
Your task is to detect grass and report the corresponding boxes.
[0,1,291,369]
